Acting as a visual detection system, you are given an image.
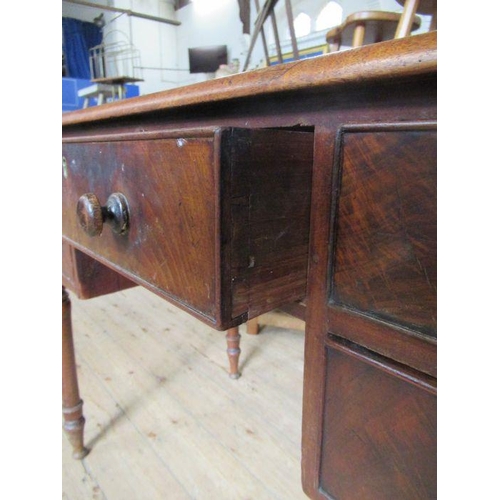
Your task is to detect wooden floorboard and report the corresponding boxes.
[63,286,308,500]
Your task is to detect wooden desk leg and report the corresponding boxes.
[62,286,89,459]
[247,317,260,335]
[226,327,241,379]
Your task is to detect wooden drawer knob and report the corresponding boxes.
[76,193,130,237]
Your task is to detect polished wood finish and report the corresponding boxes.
[327,305,436,377]
[395,0,420,38]
[332,129,437,337]
[63,33,437,499]
[319,336,436,499]
[76,193,103,237]
[352,22,365,48]
[63,131,220,322]
[62,33,437,127]
[302,123,436,498]
[62,128,313,329]
[76,192,130,237]
[225,128,313,321]
[62,286,89,459]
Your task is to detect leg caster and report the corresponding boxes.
[62,286,89,459]
[226,327,241,379]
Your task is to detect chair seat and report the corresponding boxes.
[326,10,421,50]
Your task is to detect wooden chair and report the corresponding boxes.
[246,304,306,336]
[394,0,437,38]
[326,10,421,52]
[243,0,299,71]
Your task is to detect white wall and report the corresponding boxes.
[175,0,252,86]
[174,0,373,80]
[62,0,179,95]
[109,0,178,94]
[62,1,105,23]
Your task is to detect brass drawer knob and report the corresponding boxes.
[76,192,130,237]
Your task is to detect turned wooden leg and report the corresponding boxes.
[226,327,241,379]
[62,286,89,459]
[247,317,260,335]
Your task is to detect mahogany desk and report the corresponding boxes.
[62,32,437,499]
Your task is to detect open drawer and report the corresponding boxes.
[62,127,313,329]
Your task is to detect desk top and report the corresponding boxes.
[63,32,436,127]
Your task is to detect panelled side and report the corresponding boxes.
[316,125,437,499]
[331,128,437,337]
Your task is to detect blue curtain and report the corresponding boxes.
[62,17,102,79]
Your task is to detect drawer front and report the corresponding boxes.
[331,128,437,338]
[320,338,437,500]
[62,134,218,320]
[63,127,314,329]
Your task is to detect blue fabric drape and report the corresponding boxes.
[62,17,102,79]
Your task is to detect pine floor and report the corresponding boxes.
[62,286,309,500]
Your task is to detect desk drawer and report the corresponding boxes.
[319,336,437,499]
[62,128,313,329]
[327,126,437,376]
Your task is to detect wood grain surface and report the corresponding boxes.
[62,32,438,500]
[62,33,436,127]
[63,133,219,321]
[63,128,313,329]
[331,129,437,337]
[319,338,436,499]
